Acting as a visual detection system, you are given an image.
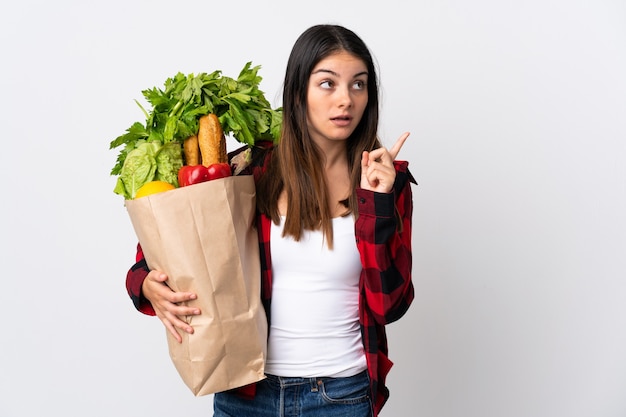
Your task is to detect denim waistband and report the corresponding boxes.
[264,370,368,389]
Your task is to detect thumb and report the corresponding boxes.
[154,272,168,283]
[361,151,369,169]
[360,151,370,188]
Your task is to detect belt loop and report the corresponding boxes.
[310,377,319,392]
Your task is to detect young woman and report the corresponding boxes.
[126,24,416,417]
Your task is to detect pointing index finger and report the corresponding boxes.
[389,132,410,160]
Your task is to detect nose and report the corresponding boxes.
[337,86,353,108]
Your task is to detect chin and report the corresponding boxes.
[329,130,356,141]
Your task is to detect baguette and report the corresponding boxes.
[198,114,227,167]
[183,134,200,165]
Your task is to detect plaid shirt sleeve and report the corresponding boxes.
[125,244,155,316]
[356,160,415,325]
[356,160,416,415]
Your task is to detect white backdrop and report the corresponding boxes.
[1,1,625,416]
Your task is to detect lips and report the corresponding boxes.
[331,114,352,126]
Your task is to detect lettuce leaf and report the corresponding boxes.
[114,142,161,199]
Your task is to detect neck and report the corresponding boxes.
[317,142,348,170]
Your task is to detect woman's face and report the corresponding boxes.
[306,51,369,149]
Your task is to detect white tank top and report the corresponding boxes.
[265,215,367,377]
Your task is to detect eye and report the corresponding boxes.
[353,80,366,90]
[320,80,333,89]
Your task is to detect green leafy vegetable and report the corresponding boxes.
[155,142,184,187]
[113,141,160,199]
[110,62,282,199]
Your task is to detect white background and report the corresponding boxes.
[1,1,625,416]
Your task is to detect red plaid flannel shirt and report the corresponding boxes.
[125,143,416,416]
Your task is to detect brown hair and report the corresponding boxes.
[256,24,382,247]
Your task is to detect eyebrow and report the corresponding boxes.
[312,68,369,78]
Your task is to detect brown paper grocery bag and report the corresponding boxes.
[125,175,267,396]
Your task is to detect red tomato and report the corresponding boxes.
[178,165,210,187]
[206,163,232,180]
[178,163,231,187]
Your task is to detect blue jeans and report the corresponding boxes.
[213,371,372,417]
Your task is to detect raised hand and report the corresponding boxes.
[360,132,410,193]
